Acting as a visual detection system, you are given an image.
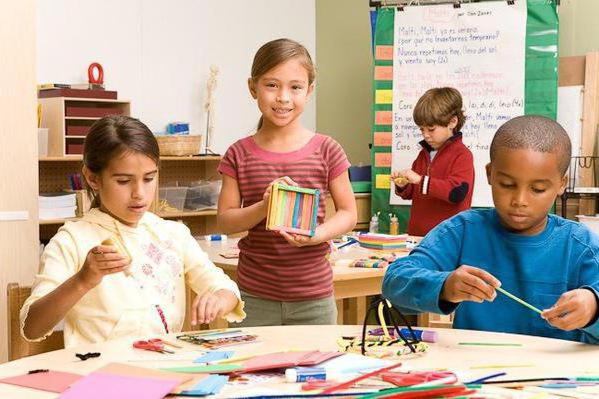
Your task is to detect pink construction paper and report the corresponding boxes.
[59,372,179,399]
[0,370,82,393]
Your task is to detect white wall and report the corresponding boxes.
[36,0,316,154]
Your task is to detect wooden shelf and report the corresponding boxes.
[38,210,217,226]
[64,116,101,120]
[39,217,80,225]
[39,155,221,162]
[157,209,217,218]
[62,97,131,103]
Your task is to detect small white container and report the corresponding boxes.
[576,214,599,236]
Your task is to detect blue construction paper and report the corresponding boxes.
[193,351,234,363]
[180,375,228,396]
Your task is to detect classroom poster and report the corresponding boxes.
[390,2,526,207]
[370,1,558,233]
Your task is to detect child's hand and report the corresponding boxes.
[541,289,598,331]
[390,171,409,188]
[402,169,422,185]
[262,176,298,208]
[191,289,237,325]
[279,228,324,247]
[77,245,131,289]
[440,265,501,303]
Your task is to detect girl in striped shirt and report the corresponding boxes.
[217,38,357,326]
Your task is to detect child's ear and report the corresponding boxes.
[82,165,100,191]
[306,82,315,98]
[557,174,568,196]
[448,116,458,131]
[248,78,257,99]
[485,163,492,185]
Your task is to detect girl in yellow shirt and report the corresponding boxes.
[21,115,244,347]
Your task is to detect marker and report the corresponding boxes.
[204,234,227,241]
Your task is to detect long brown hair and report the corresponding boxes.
[83,115,160,207]
[250,38,316,129]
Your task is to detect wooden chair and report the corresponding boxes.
[418,312,454,329]
[7,283,64,361]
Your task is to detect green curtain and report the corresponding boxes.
[370,1,559,233]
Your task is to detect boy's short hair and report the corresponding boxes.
[490,115,572,175]
[413,87,466,132]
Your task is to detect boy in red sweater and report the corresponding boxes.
[391,87,474,236]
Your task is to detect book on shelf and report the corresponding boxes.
[38,83,105,90]
[39,206,77,220]
[38,88,117,100]
[39,192,77,209]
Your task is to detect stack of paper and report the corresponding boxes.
[39,192,77,220]
[358,233,408,250]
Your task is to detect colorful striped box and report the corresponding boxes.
[266,183,320,237]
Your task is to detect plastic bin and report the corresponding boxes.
[159,186,188,211]
[185,180,222,210]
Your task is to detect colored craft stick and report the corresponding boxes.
[285,191,293,227]
[465,372,507,384]
[357,384,472,399]
[295,193,302,228]
[458,342,522,347]
[292,191,301,228]
[495,286,542,314]
[310,190,320,235]
[470,363,534,369]
[320,362,402,394]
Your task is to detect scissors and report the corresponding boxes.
[132,338,175,354]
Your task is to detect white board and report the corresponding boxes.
[390,2,527,207]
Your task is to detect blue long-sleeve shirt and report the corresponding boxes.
[382,209,599,344]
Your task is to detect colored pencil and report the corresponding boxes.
[458,342,522,347]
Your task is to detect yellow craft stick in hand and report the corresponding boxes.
[101,238,133,276]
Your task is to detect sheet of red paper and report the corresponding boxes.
[0,370,82,393]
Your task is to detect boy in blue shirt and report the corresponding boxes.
[383,115,599,343]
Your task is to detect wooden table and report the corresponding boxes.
[198,238,409,325]
[1,325,597,398]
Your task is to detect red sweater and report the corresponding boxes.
[395,133,474,236]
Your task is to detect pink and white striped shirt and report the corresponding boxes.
[218,134,351,301]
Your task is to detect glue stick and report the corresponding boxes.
[204,234,227,241]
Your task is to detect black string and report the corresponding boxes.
[75,352,101,361]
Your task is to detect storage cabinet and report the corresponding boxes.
[39,97,130,156]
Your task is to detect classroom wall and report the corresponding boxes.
[315,0,373,165]
[36,0,316,155]
[0,0,39,363]
[315,0,599,166]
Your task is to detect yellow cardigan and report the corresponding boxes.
[21,208,245,348]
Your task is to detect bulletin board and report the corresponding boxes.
[370,0,559,233]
